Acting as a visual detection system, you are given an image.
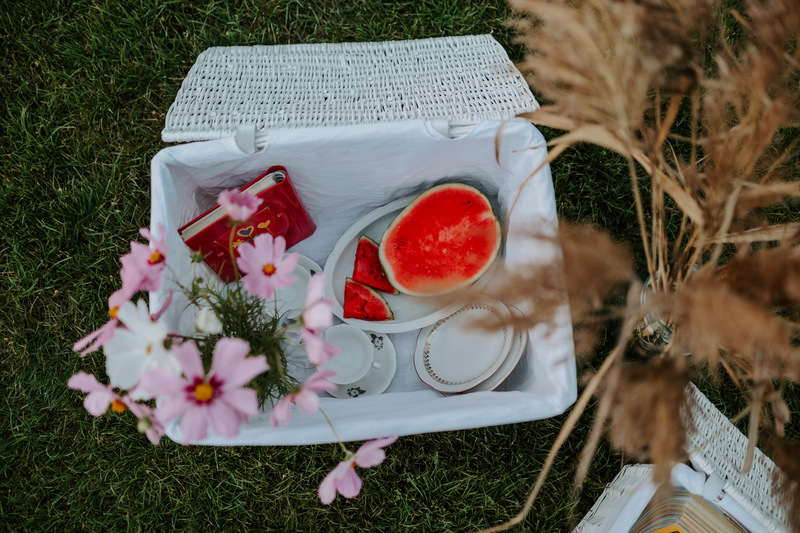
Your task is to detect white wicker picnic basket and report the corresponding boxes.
[162,34,539,143]
[151,35,578,446]
[573,383,793,533]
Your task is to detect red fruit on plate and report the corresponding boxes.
[352,235,398,294]
[343,278,394,321]
[379,183,501,296]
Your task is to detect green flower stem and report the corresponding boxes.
[318,407,348,455]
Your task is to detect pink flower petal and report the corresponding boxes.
[293,389,320,415]
[206,400,245,438]
[154,395,194,425]
[302,331,340,366]
[150,290,173,321]
[272,235,286,258]
[303,371,338,393]
[139,367,187,397]
[68,371,108,393]
[318,460,358,504]
[234,239,260,272]
[218,189,262,222]
[209,337,251,375]
[270,396,293,427]
[173,341,205,380]
[318,464,342,505]
[73,320,117,357]
[337,465,363,499]
[83,390,116,417]
[219,387,260,417]
[354,436,398,468]
[179,404,210,443]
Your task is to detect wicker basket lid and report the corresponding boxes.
[162,34,539,143]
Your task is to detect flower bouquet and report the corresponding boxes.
[68,188,397,503]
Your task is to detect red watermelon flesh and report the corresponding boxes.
[352,235,398,294]
[343,278,394,321]
[379,183,501,297]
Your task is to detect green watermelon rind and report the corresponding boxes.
[352,235,399,294]
[343,278,394,321]
[378,183,501,297]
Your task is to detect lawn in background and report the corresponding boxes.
[2,0,712,530]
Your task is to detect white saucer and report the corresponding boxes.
[413,297,513,393]
[326,331,397,399]
[462,306,528,393]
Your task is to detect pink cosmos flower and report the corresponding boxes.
[270,370,337,427]
[302,274,334,331]
[139,337,269,443]
[218,189,263,223]
[124,399,165,445]
[236,233,299,299]
[67,371,165,444]
[318,436,399,504]
[300,274,339,365]
[120,225,168,293]
[301,332,341,366]
[68,371,125,416]
[72,282,135,357]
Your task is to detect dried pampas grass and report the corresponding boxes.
[478,0,800,530]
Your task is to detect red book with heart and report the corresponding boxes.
[178,165,316,283]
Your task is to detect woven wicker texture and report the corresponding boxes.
[572,383,792,533]
[162,35,539,142]
[572,464,655,533]
[683,383,790,533]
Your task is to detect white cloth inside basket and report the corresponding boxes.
[150,118,576,445]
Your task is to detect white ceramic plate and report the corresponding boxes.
[323,196,499,333]
[413,298,513,393]
[461,306,529,393]
[327,331,397,399]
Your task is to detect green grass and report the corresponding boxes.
[2,1,793,532]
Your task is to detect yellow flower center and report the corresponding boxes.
[111,399,127,414]
[263,263,276,276]
[194,382,215,402]
[108,306,119,319]
[146,344,153,355]
[148,250,164,264]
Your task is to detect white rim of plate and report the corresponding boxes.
[461,306,528,393]
[413,297,513,393]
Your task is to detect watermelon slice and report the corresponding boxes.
[343,278,394,321]
[379,183,501,297]
[352,235,398,294]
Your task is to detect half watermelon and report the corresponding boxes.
[379,183,501,297]
[352,235,398,294]
[343,278,394,321]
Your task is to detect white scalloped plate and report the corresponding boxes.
[323,196,499,333]
[413,298,513,393]
[461,306,528,393]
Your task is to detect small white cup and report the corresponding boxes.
[321,324,381,385]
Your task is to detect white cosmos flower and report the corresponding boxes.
[104,299,180,390]
[195,306,223,335]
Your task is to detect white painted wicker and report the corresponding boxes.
[683,383,791,533]
[572,383,792,532]
[162,34,539,143]
[572,464,656,533]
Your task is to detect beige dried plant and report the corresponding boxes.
[479,0,800,530]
